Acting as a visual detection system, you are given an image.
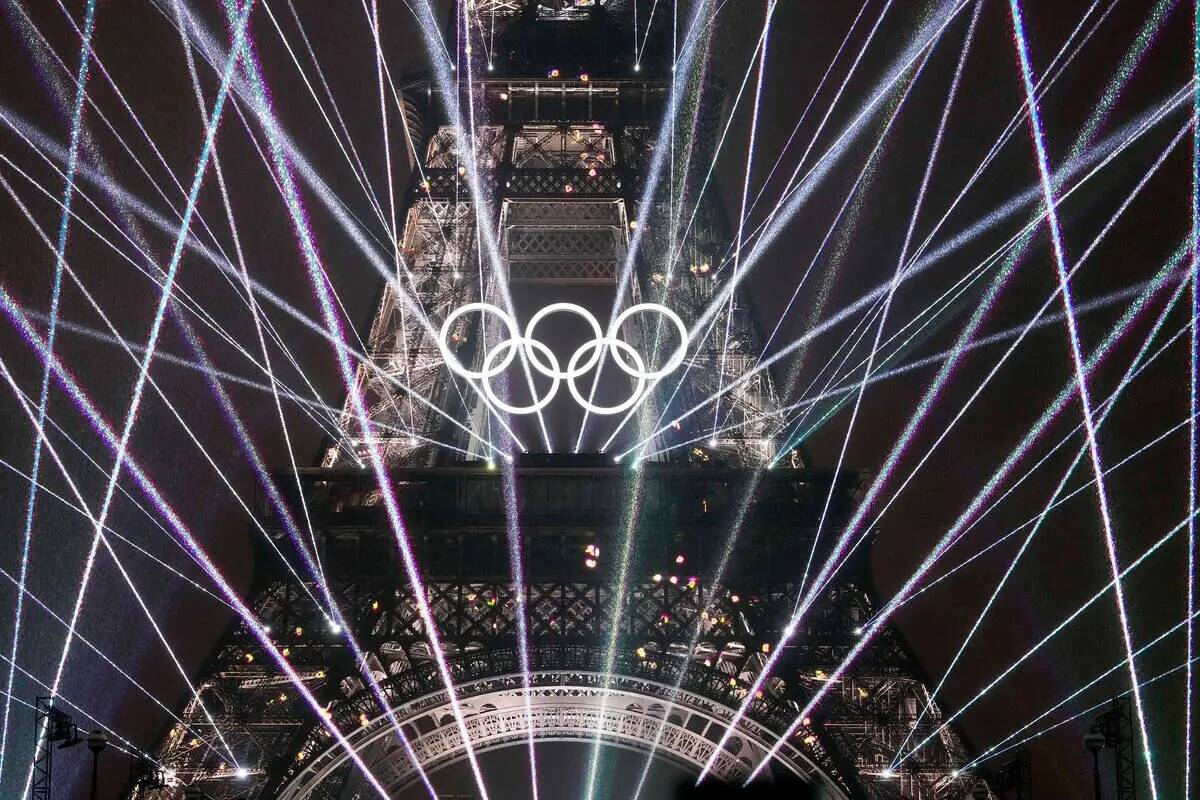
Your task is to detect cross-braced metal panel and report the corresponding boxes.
[503,200,626,226]
[131,466,980,800]
[506,167,624,197]
[133,577,973,800]
[509,228,617,259]
[424,124,506,170]
[471,0,524,16]
[500,199,627,284]
[536,0,608,21]
[589,105,785,466]
[512,124,615,169]
[324,200,479,468]
[131,577,333,799]
[636,223,781,465]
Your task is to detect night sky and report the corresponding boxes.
[0,1,1195,798]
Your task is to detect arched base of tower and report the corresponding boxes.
[279,670,847,799]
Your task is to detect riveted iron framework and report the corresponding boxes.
[132,463,977,800]
[321,3,781,465]
[132,3,979,799]
[31,698,61,800]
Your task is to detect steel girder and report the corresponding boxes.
[131,465,977,800]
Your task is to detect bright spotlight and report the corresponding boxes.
[236,767,250,779]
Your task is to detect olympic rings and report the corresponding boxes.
[438,301,688,416]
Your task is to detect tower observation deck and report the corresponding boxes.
[131,2,979,798]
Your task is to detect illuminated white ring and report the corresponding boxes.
[607,303,689,379]
[566,338,647,415]
[437,302,685,415]
[481,337,562,414]
[523,302,605,378]
[440,302,520,380]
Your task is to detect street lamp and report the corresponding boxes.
[1083,725,1107,800]
[86,729,108,800]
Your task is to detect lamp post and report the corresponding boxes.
[86,729,108,800]
[1083,725,1107,800]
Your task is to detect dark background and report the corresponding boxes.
[0,0,1194,797]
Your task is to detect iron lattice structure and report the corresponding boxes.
[1092,697,1136,800]
[132,3,980,798]
[134,465,975,800]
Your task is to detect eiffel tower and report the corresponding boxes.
[128,2,977,798]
